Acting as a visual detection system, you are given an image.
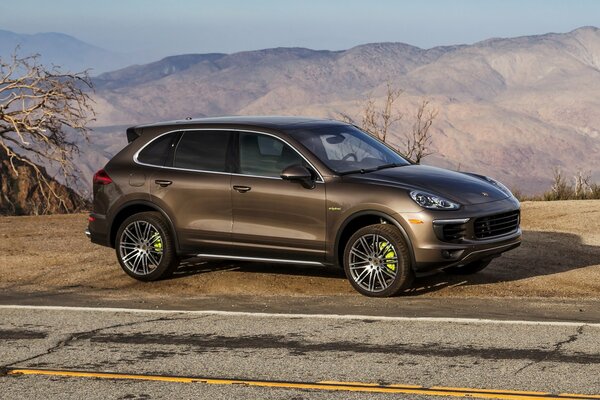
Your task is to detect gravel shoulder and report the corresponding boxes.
[0,200,599,301]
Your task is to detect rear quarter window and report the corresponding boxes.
[137,132,178,166]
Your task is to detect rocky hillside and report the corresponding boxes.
[0,151,87,215]
[81,27,600,194]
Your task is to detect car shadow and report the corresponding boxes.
[168,230,599,295]
[171,259,239,277]
[171,259,345,280]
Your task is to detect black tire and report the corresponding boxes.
[444,259,492,275]
[343,224,414,297]
[115,211,179,281]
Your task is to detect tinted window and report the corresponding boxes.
[173,130,231,172]
[137,132,178,166]
[286,125,410,174]
[239,132,304,178]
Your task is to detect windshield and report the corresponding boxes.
[286,124,410,174]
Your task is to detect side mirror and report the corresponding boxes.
[280,165,315,189]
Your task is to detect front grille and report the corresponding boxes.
[442,223,466,242]
[474,211,520,239]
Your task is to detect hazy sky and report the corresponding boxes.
[2,0,599,60]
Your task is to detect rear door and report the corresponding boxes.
[149,130,234,254]
[230,131,327,262]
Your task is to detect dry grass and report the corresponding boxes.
[0,200,599,299]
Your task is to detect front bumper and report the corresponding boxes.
[412,232,522,272]
[395,197,522,272]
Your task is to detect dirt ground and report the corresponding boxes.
[0,200,599,299]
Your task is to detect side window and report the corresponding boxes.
[137,132,178,166]
[239,132,304,178]
[173,130,231,172]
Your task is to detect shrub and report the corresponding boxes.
[540,169,599,201]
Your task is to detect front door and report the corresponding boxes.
[230,131,327,262]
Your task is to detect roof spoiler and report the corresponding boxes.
[126,126,143,143]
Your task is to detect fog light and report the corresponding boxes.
[441,249,464,259]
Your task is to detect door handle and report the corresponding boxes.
[233,185,251,193]
[154,179,172,187]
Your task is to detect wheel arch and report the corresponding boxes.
[109,200,180,252]
[334,211,416,270]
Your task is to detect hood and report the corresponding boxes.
[344,165,509,205]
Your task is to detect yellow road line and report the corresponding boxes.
[7,368,600,400]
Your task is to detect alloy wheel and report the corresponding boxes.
[348,234,399,293]
[118,220,164,276]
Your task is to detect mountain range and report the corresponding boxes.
[0,29,132,74]
[2,27,600,195]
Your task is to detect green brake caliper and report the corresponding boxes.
[151,232,163,254]
[379,241,396,271]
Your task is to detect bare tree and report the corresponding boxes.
[339,83,437,164]
[359,83,403,143]
[404,99,438,164]
[542,167,600,201]
[574,169,592,199]
[544,167,572,200]
[0,52,94,212]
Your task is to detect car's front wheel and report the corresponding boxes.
[115,211,179,281]
[343,224,414,297]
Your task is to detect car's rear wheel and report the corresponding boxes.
[343,224,414,297]
[115,212,179,281]
[443,258,492,275]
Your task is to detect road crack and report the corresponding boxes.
[2,315,183,369]
[514,325,585,375]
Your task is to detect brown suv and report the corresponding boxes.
[87,117,521,297]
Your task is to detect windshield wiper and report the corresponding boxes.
[373,163,403,171]
[339,163,403,176]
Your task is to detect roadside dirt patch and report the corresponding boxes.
[0,200,599,299]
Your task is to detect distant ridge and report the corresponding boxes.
[0,29,132,74]
[95,53,227,88]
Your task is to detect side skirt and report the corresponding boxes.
[195,253,326,266]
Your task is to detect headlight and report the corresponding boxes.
[483,177,513,197]
[410,191,460,210]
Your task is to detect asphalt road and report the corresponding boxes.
[1,305,600,399]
